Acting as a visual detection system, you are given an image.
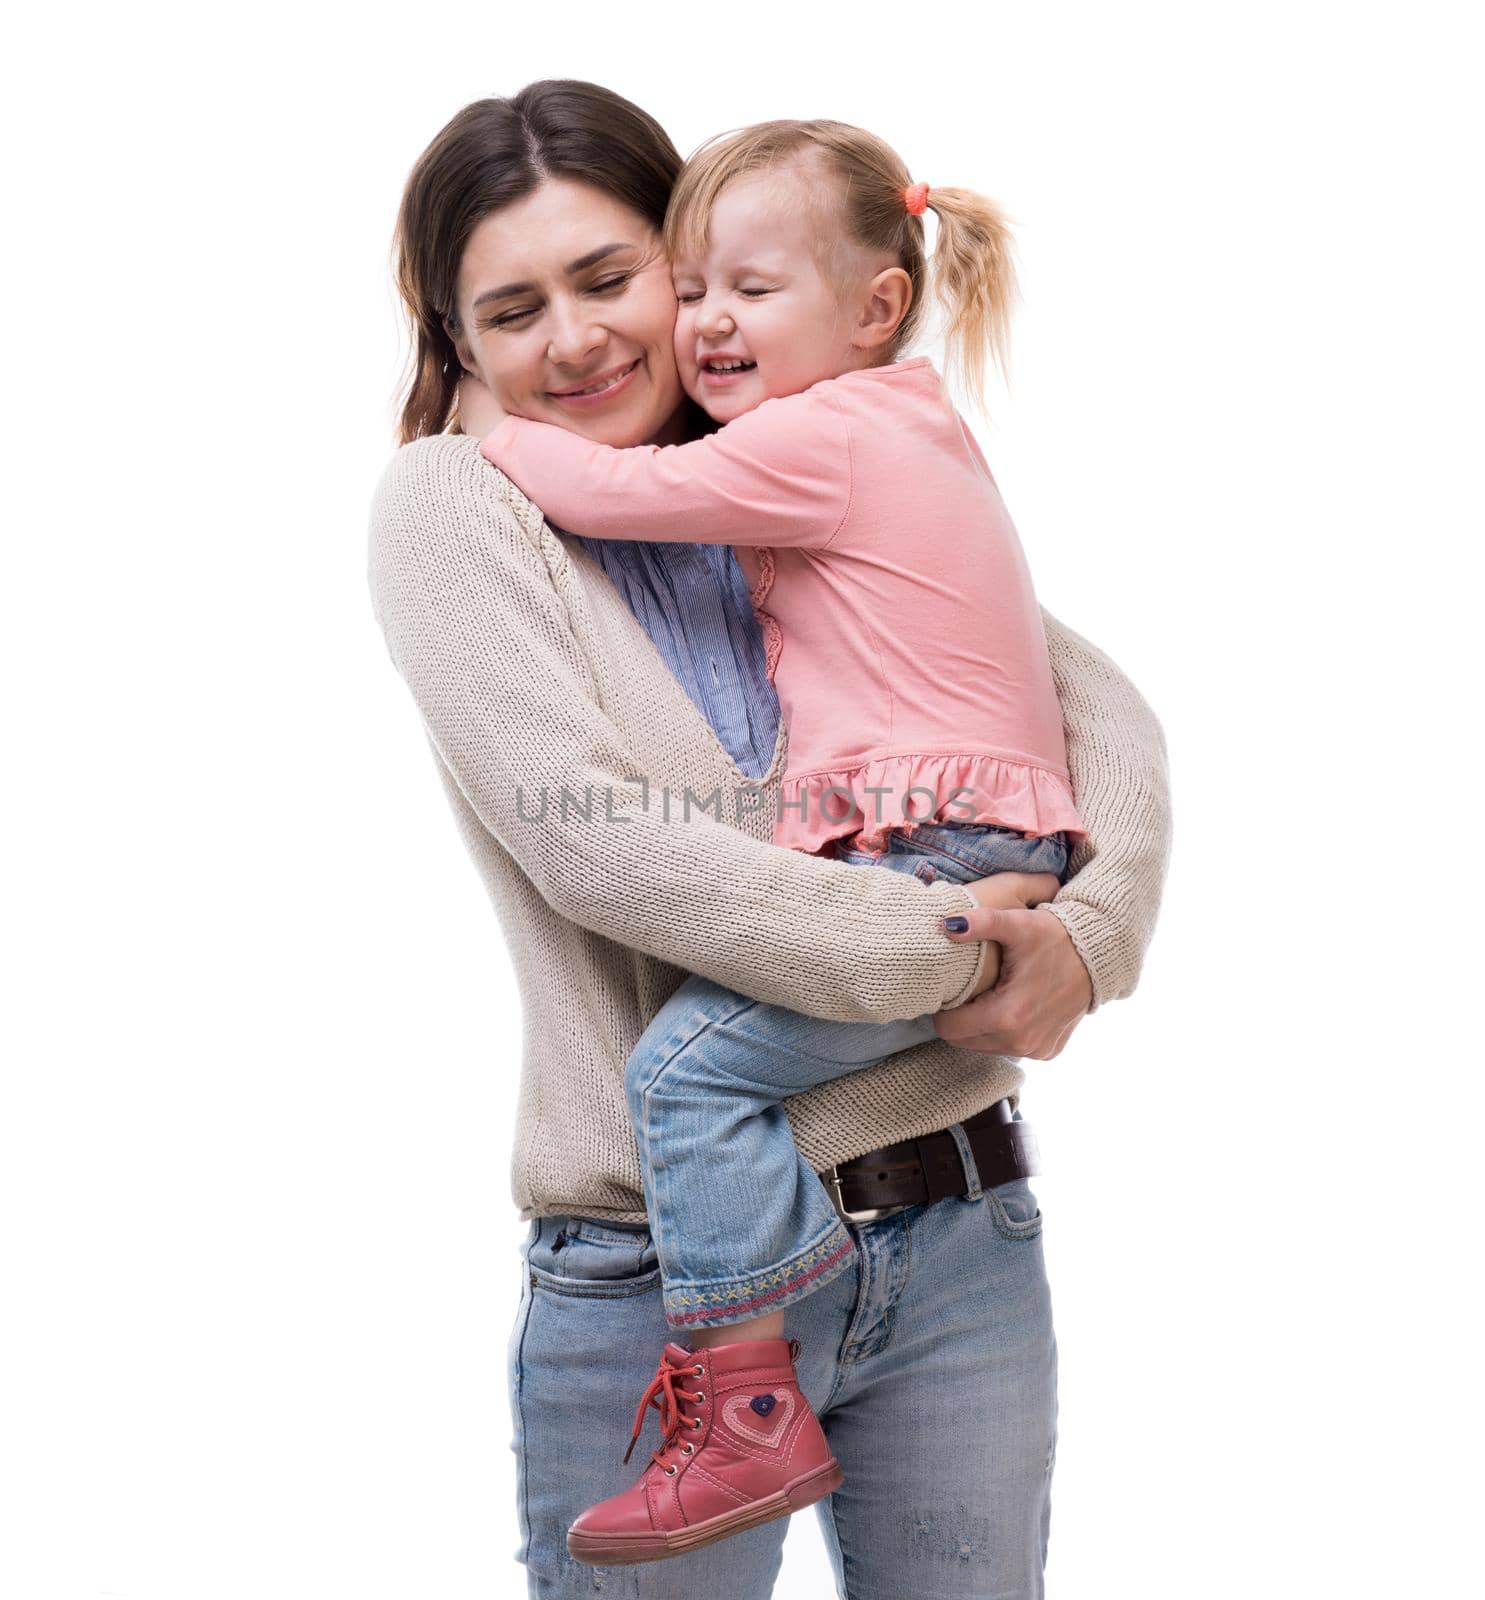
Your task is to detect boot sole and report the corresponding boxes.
[566,1457,845,1566]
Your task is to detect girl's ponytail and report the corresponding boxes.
[921,186,1020,404]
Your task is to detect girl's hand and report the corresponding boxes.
[938,872,1093,1054]
[456,372,507,438]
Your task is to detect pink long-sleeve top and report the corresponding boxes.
[481,356,1086,857]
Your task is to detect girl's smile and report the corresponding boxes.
[695,354,759,390]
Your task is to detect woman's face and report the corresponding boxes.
[450,179,687,447]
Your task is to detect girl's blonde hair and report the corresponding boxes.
[665,119,1018,404]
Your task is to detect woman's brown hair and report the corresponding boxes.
[667,120,1019,407]
[392,81,683,444]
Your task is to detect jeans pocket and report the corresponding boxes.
[525,1215,662,1299]
[983,1177,1044,1242]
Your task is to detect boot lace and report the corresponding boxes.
[621,1349,705,1468]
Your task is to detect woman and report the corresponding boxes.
[369,81,1169,1600]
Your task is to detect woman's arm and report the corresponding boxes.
[477,388,850,548]
[1037,608,1171,1009]
[935,611,1170,1058]
[368,433,986,1025]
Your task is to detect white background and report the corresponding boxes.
[3,3,1480,1596]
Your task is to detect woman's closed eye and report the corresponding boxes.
[483,274,632,330]
[484,305,538,329]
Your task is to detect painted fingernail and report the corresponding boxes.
[942,916,968,933]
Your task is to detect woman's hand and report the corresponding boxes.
[938,873,1094,1058]
[456,371,507,438]
[953,872,1058,998]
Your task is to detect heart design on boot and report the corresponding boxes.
[721,1391,795,1447]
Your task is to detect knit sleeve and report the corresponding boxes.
[1038,610,1172,1009]
[368,435,986,1025]
[478,388,850,549]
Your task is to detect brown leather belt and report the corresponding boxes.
[819,1097,1040,1222]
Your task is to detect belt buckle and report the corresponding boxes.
[825,1164,902,1225]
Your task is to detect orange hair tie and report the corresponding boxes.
[904,182,930,217]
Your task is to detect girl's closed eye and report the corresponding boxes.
[674,284,774,304]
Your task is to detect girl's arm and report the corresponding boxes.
[477,388,851,549]
[1037,609,1172,1008]
[368,433,988,1025]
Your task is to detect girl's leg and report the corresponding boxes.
[624,974,936,1335]
[558,991,931,1565]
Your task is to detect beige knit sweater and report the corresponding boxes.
[368,434,1171,1223]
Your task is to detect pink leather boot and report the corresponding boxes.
[566,1336,843,1566]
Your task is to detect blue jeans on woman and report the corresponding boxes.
[623,820,1069,1331]
[509,1155,1057,1597]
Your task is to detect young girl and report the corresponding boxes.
[464,119,1085,1566]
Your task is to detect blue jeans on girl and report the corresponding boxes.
[623,820,1068,1331]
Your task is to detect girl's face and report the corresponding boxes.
[671,168,869,425]
[451,179,687,447]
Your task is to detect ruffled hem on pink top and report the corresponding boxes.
[774,750,1088,858]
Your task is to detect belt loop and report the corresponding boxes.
[947,1122,983,1201]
